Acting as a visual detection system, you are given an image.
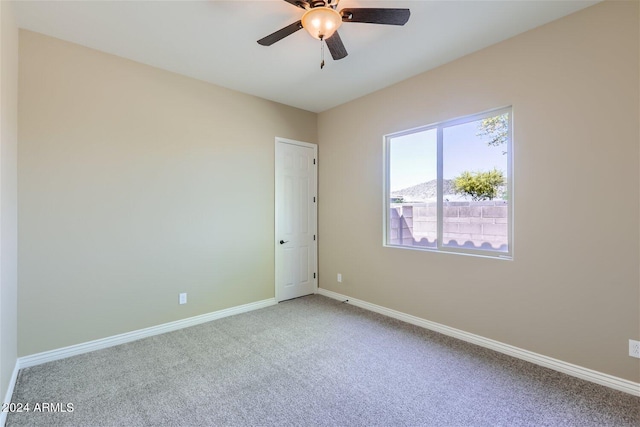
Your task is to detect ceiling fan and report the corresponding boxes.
[257,0,410,67]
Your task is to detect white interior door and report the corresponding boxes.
[275,138,317,302]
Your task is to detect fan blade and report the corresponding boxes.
[257,20,303,46]
[340,8,410,25]
[283,0,309,9]
[325,32,348,60]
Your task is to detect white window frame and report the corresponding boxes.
[383,106,513,260]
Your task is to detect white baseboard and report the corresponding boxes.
[18,298,277,369]
[1,361,20,425]
[317,288,640,397]
[2,298,276,425]
[6,291,639,404]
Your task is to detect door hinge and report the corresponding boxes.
[313,196,316,203]
[314,272,316,279]
[313,158,316,165]
[313,235,316,241]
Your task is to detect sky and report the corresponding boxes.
[389,117,507,192]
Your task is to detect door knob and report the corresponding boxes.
[279,240,289,244]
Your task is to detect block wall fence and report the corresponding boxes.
[389,201,508,251]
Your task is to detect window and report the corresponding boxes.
[385,107,512,259]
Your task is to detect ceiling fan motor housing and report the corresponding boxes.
[311,0,337,8]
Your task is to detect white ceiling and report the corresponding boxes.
[13,0,600,113]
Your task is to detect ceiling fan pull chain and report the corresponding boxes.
[320,36,325,69]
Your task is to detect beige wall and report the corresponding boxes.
[318,1,640,382]
[0,0,19,403]
[18,30,317,356]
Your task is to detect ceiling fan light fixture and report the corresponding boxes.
[301,7,342,40]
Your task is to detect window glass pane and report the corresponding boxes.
[442,113,509,252]
[388,128,437,248]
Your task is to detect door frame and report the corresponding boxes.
[274,137,318,302]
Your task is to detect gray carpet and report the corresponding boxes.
[6,295,639,426]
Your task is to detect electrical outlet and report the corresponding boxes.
[337,273,342,283]
[179,293,187,305]
[630,339,640,358]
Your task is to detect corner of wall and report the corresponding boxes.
[0,0,20,409]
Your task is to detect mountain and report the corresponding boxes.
[391,179,455,202]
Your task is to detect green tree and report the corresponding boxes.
[453,169,505,201]
[477,113,508,154]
